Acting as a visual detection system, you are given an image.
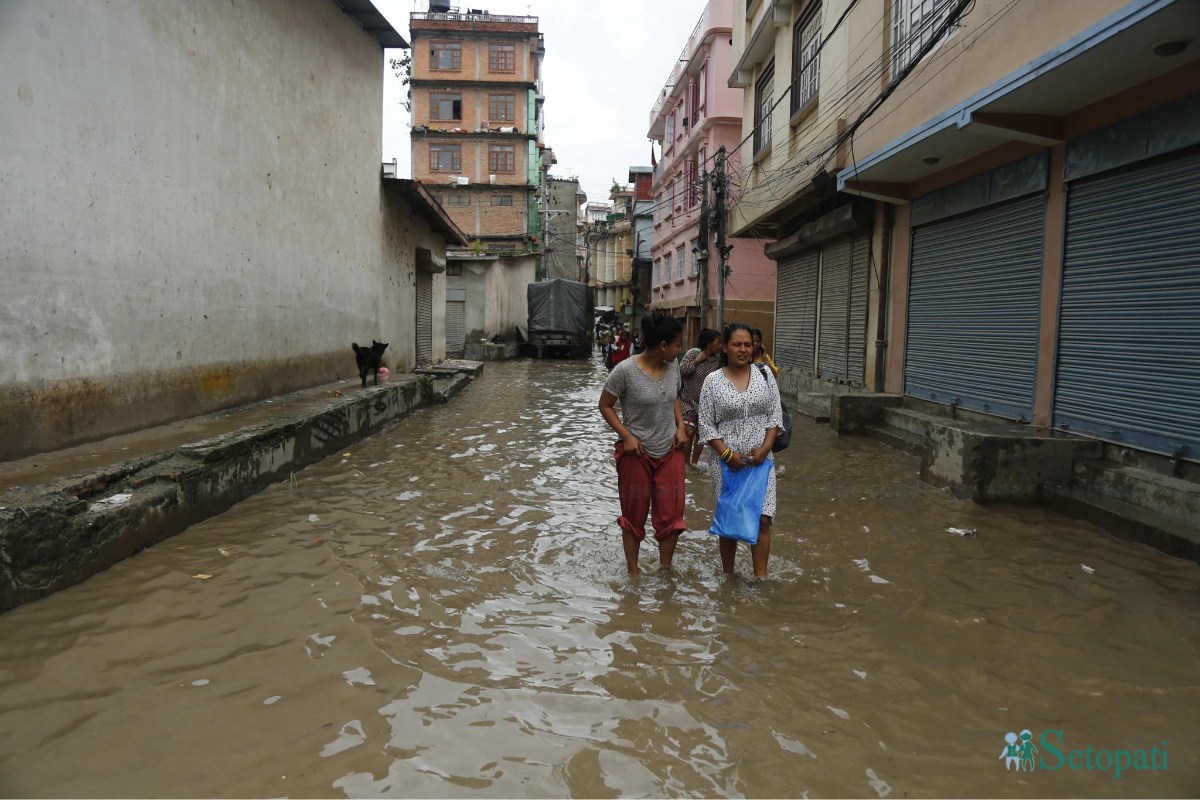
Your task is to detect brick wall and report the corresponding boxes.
[410,33,536,83]
[412,87,528,133]
[424,187,528,238]
[413,136,529,186]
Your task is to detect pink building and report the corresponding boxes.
[647,0,776,350]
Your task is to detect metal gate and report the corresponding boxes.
[817,235,869,384]
[445,288,466,356]
[905,194,1045,419]
[415,271,433,366]
[1054,149,1200,459]
[774,250,819,372]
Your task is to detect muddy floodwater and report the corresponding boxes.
[1,358,1197,798]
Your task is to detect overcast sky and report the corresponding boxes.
[372,0,708,203]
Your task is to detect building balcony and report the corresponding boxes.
[648,0,733,136]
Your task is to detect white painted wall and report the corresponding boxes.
[0,0,450,458]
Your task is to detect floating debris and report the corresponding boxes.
[90,493,133,510]
[1081,564,1096,574]
[192,573,213,580]
[947,527,977,537]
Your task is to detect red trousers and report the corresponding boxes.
[614,441,687,542]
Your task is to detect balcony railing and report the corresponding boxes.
[412,11,538,25]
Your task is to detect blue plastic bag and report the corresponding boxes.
[708,460,771,544]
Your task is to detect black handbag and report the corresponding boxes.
[757,364,792,452]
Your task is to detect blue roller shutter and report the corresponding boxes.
[1054,149,1200,460]
[905,194,1045,419]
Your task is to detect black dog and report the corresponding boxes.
[352,340,388,388]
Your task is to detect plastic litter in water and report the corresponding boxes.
[1081,564,1096,574]
[308,514,320,523]
[192,574,213,580]
[90,493,133,510]
[947,527,977,537]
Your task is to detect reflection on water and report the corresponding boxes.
[0,358,1197,798]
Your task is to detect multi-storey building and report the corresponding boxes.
[543,176,584,280]
[587,189,635,317]
[409,4,549,256]
[648,0,777,349]
[730,0,1200,548]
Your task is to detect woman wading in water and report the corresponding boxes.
[698,322,785,576]
[598,311,688,574]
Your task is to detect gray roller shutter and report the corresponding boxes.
[848,237,870,384]
[817,236,869,384]
[819,238,850,381]
[905,194,1045,419]
[445,294,465,355]
[415,271,433,366]
[774,250,818,372]
[1054,149,1200,460]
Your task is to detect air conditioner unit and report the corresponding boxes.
[489,174,497,184]
[454,176,469,186]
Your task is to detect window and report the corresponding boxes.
[430,42,461,71]
[491,195,513,206]
[429,143,461,172]
[663,252,672,284]
[791,4,821,117]
[430,92,462,121]
[664,112,675,149]
[689,79,701,124]
[689,238,700,277]
[699,60,708,115]
[488,144,516,173]
[489,93,515,122]
[754,61,774,157]
[489,43,515,72]
[891,0,956,76]
[668,181,676,217]
[654,259,661,286]
[676,245,686,281]
[445,194,469,206]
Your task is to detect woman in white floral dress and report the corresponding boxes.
[697,323,785,576]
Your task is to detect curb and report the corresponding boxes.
[0,371,475,613]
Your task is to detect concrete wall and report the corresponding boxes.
[485,256,535,338]
[445,255,533,342]
[0,0,437,459]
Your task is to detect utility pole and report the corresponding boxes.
[697,169,710,328]
[714,145,729,331]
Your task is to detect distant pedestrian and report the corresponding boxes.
[598,310,688,575]
[698,322,785,576]
[679,328,723,464]
[608,327,632,371]
[751,328,779,377]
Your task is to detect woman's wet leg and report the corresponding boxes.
[750,516,772,576]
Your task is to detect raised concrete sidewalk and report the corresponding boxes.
[0,364,481,612]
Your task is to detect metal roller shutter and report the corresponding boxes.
[415,271,433,366]
[905,194,1045,419]
[774,250,818,372]
[819,238,851,381]
[848,236,870,385]
[445,301,465,355]
[1055,149,1200,460]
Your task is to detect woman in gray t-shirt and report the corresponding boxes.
[598,310,689,575]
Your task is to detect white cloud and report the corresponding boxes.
[372,0,708,200]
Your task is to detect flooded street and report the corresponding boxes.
[1,357,1197,798]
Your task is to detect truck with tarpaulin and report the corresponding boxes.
[527,278,593,358]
